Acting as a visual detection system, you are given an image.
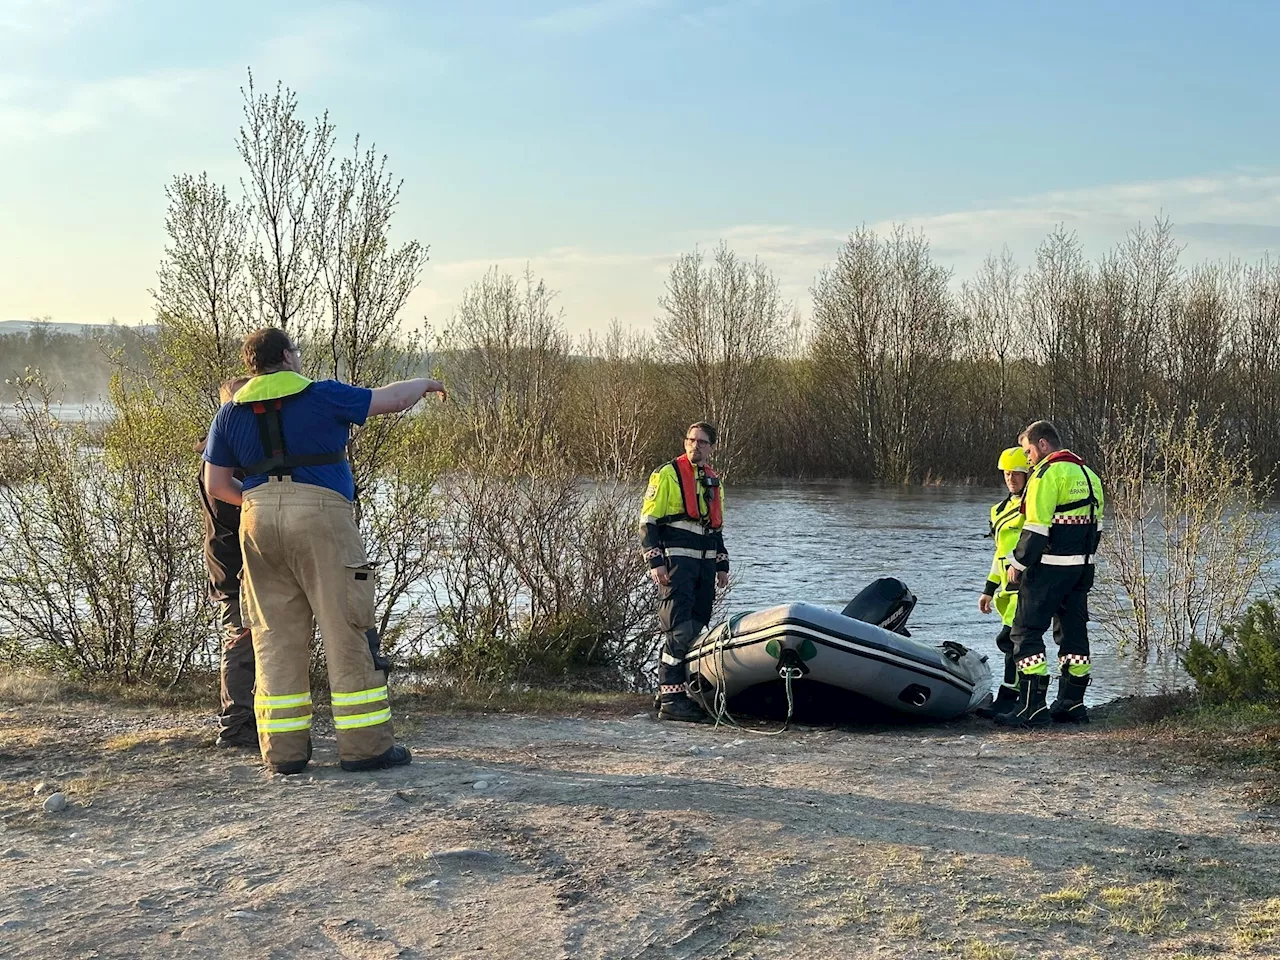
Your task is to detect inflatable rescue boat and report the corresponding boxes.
[683,578,991,722]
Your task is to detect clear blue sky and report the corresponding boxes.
[2,0,1279,334]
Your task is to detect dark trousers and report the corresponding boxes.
[216,593,256,737]
[1010,564,1094,670]
[656,556,716,697]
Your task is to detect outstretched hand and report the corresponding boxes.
[422,379,447,401]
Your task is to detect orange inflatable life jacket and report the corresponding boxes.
[672,454,722,530]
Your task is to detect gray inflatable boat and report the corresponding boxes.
[683,579,991,722]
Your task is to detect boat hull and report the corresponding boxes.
[683,602,991,721]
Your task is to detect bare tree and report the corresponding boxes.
[151,173,252,413]
[1099,405,1273,659]
[656,242,789,475]
[237,71,333,339]
[959,247,1024,435]
[575,321,661,479]
[811,226,956,483]
[1228,255,1280,477]
[445,267,571,443]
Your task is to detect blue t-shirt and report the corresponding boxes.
[203,379,372,501]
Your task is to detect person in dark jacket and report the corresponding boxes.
[197,377,254,748]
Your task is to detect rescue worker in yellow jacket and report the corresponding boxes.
[639,422,729,723]
[976,446,1030,718]
[997,420,1104,728]
[204,327,446,775]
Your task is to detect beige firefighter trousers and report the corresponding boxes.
[240,477,394,768]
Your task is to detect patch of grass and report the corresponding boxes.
[747,923,781,938]
[886,911,924,938]
[1233,897,1280,949]
[1041,885,1090,908]
[0,724,61,751]
[103,726,206,752]
[0,666,216,709]
[960,941,1016,960]
[397,682,649,718]
[1098,881,1186,937]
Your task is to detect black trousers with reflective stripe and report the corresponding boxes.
[657,555,716,695]
[1010,564,1094,667]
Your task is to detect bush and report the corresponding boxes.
[1184,598,1280,704]
[0,375,213,684]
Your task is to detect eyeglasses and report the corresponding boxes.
[684,437,712,446]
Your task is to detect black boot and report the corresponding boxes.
[982,682,1021,719]
[657,694,710,724]
[271,738,313,776]
[1050,673,1091,724]
[993,674,1051,728]
[340,743,412,772]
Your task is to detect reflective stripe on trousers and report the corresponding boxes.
[255,691,314,733]
[332,685,392,731]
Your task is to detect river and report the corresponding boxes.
[724,481,1193,706]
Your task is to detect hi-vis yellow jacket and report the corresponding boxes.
[639,455,729,571]
[983,493,1024,626]
[1009,450,1104,572]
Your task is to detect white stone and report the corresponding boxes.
[43,793,67,813]
[473,781,489,791]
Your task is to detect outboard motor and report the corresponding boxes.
[841,577,917,636]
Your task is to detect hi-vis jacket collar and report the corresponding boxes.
[1042,449,1085,468]
[233,371,313,404]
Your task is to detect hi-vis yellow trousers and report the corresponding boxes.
[239,478,394,768]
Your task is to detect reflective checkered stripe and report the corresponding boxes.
[255,691,313,733]
[1016,652,1048,676]
[331,685,392,730]
[659,684,685,696]
[1060,653,1092,677]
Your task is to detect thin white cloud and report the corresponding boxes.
[0,2,448,145]
[413,170,1280,336]
[0,68,215,141]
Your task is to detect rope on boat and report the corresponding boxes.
[701,612,798,736]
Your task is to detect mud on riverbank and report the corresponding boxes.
[1,684,1278,959]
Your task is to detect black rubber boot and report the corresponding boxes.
[1050,673,1091,724]
[657,695,710,724]
[993,674,1051,728]
[271,738,313,776]
[340,743,412,772]
[980,682,1021,719]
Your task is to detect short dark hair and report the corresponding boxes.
[686,421,718,445]
[1019,419,1061,449]
[242,328,293,376]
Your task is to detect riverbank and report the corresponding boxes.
[1,674,1278,959]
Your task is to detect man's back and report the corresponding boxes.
[204,379,372,500]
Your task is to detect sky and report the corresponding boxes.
[2,0,1279,337]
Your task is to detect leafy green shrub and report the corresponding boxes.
[1184,598,1280,704]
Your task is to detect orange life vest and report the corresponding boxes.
[672,454,722,530]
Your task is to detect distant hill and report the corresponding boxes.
[0,320,155,337]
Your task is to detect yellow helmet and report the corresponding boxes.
[998,446,1030,473]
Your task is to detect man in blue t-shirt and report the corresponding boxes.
[204,326,445,776]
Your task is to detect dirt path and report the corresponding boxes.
[1,697,1278,959]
